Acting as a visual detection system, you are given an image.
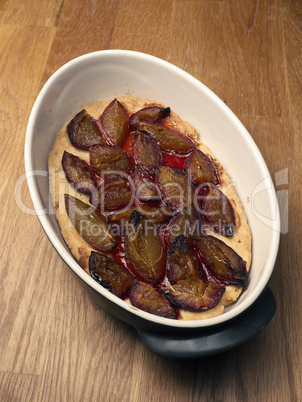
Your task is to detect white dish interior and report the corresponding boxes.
[25,50,280,328]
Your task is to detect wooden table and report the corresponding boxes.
[1,0,301,400]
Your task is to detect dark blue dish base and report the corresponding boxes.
[137,287,276,358]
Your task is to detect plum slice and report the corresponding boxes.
[89,144,132,179]
[107,204,174,225]
[136,204,174,224]
[133,131,162,176]
[90,176,133,213]
[157,166,194,210]
[167,235,200,283]
[196,183,236,237]
[130,165,160,202]
[129,105,170,131]
[62,151,96,194]
[64,194,117,251]
[129,280,176,319]
[190,235,248,287]
[89,251,134,298]
[162,279,224,311]
[67,109,106,150]
[99,98,130,147]
[165,204,202,245]
[124,211,166,284]
[137,121,195,154]
[185,148,219,186]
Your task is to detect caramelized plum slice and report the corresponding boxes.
[129,280,176,319]
[89,144,132,179]
[108,204,173,225]
[62,151,96,194]
[99,98,130,147]
[137,204,174,224]
[129,106,170,131]
[137,121,195,154]
[65,195,117,251]
[185,148,219,186]
[162,279,224,311]
[133,131,162,175]
[131,165,160,202]
[89,252,134,298]
[190,235,248,287]
[197,183,236,237]
[90,177,133,213]
[165,204,202,245]
[157,166,194,210]
[67,109,105,150]
[124,211,166,284]
[167,235,200,283]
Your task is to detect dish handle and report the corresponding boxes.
[136,287,276,358]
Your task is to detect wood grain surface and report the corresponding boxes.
[1,0,301,400]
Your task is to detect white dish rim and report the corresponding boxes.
[24,49,280,329]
